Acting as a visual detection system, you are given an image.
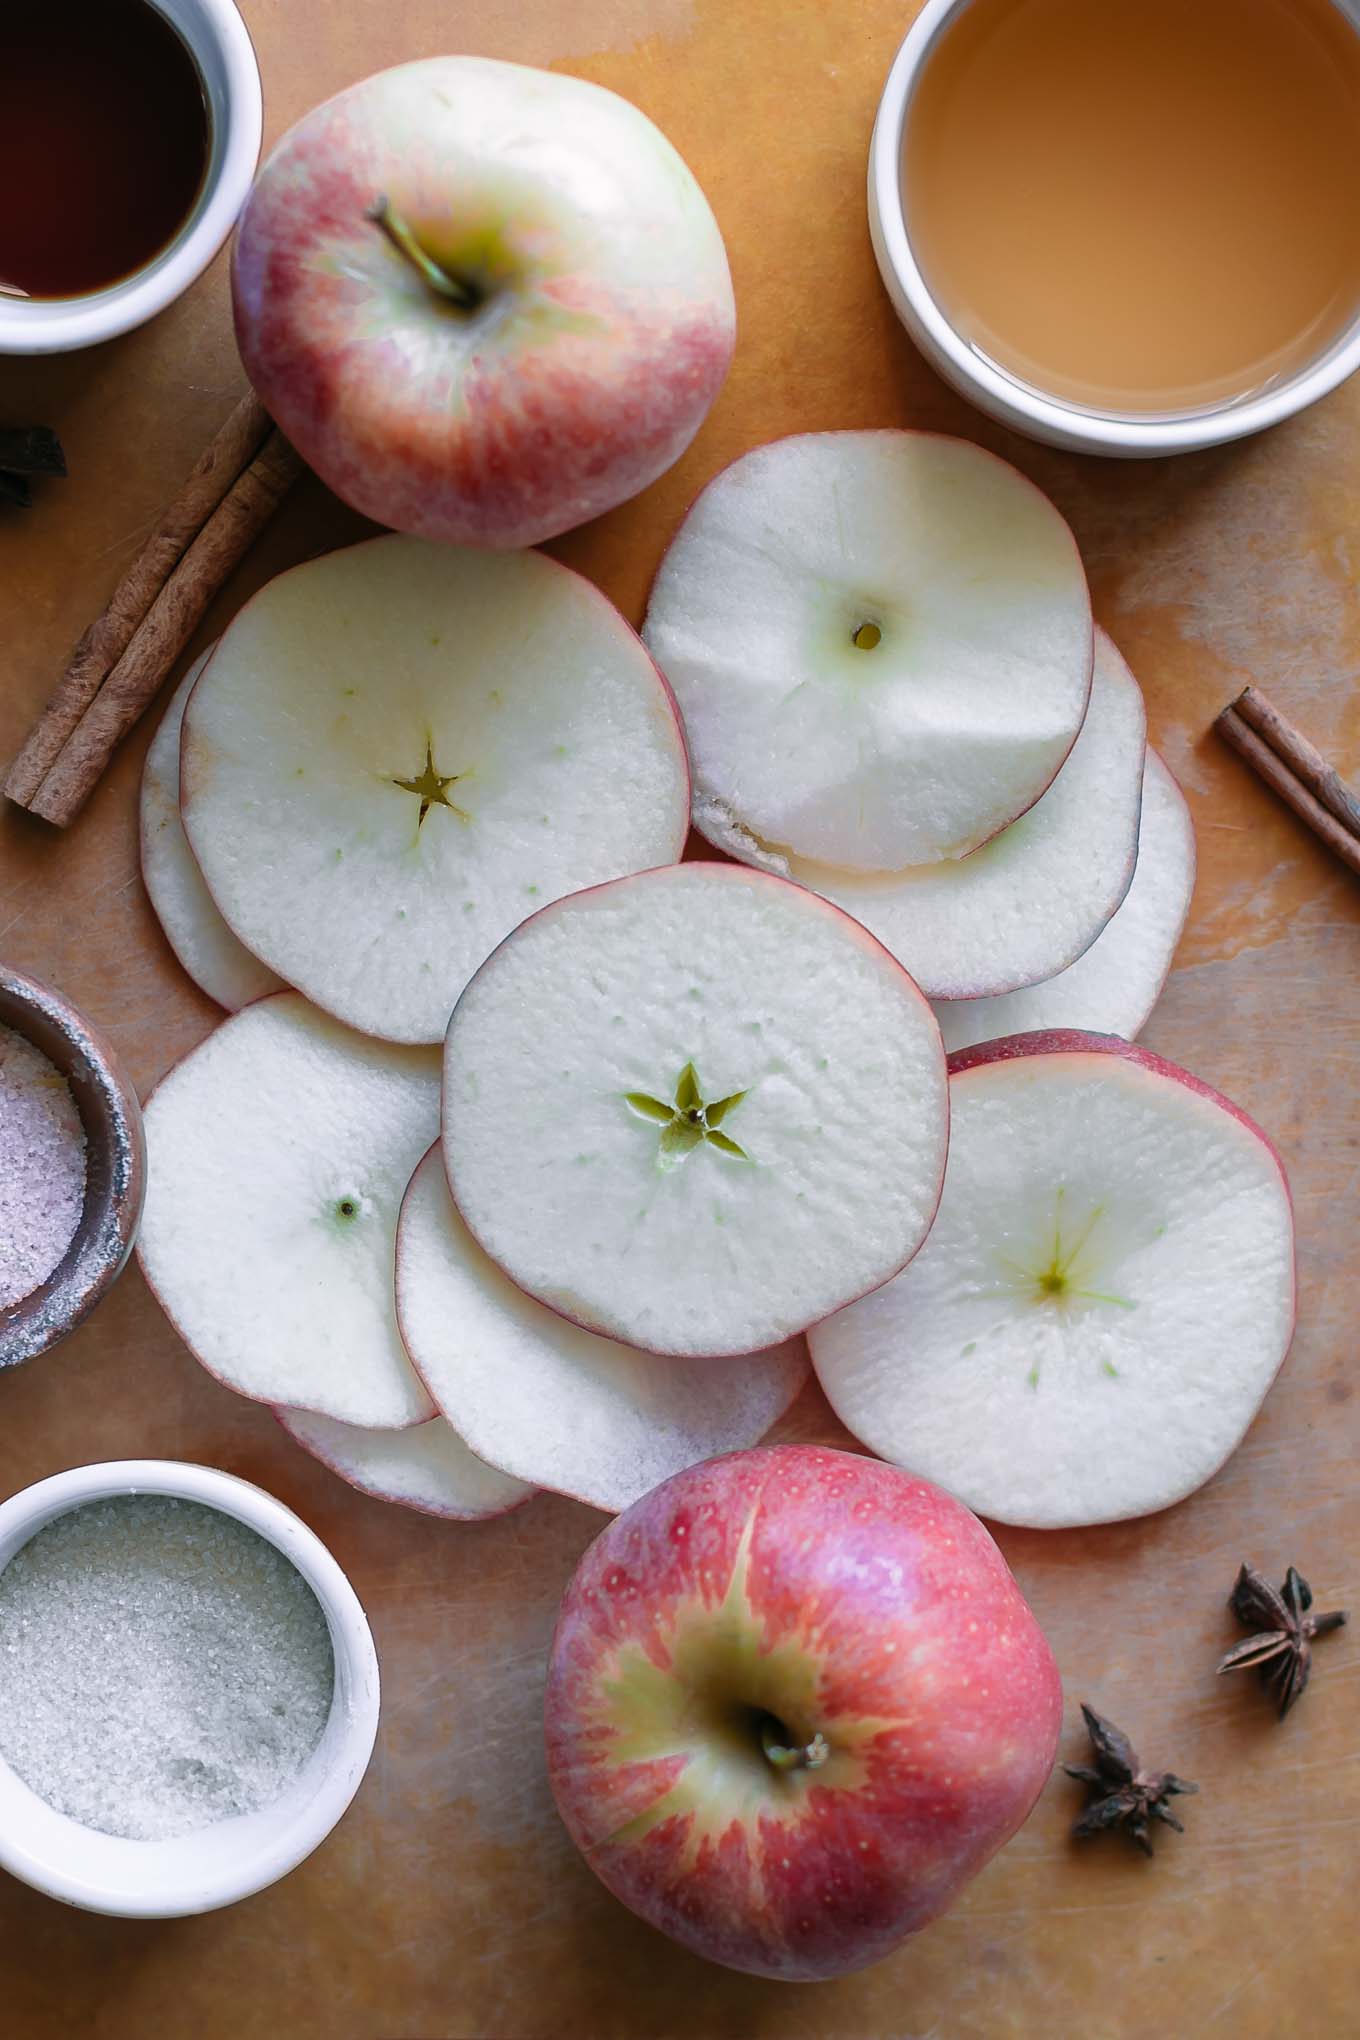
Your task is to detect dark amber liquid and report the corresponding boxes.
[0,0,210,300]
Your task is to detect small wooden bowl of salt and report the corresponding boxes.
[0,964,145,1370]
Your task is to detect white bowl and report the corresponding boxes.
[868,0,1360,457]
[0,0,262,356]
[0,1460,380,1917]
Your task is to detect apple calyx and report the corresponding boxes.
[390,739,467,828]
[367,196,485,312]
[625,1060,750,1170]
[1010,1188,1135,1319]
[759,1717,830,1773]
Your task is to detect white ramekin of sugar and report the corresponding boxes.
[0,1460,380,1917]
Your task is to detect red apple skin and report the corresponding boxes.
[544,1445,1062,1981]
[946,1030,1294,1198]
[232,59,736,549]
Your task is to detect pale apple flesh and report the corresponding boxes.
[643,430,1094,869]
[275,1405,535,1521]
[932,750,1195,1050]
[442,863,950,1357]
[809,1033,1296,1528]
[776,628,1146,998]
[137,994,438,1429]
[545,1445,1063,1981]
[181,536,690,1045]
[233,57,736,548]
[139,646,285,1013]
[395,1147,809,1513]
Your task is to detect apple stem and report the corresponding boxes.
[367,197,482,311]
[760,1720,830,1773]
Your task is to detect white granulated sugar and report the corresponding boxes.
[0,1022,87,1311]
[0,1496,335,1841]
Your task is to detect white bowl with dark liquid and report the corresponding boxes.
[0,0,262,356]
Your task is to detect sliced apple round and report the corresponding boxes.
[770,628,1145,998]
[395,1148,808,1513]
[140,647,287,1012]
[181,536,691,1045]
[643,430,1093,871]
[275,1406,535,1521]
[443,863,949,1358]
[138,993,438,1428]
[808,1032,1295,1529]
[933,751,1195,1052]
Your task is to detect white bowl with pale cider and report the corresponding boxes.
[870,0,1360,454]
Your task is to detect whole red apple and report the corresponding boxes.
[545,1445,1061,1980]
[232,57,736,548]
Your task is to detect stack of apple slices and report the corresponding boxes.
[133,539,807,1514]
[137,860,950,1517]
[642,429,1197,1040]
[137,428,1296,1535]
[146,534,693,1038]
[141,646,285,1013]
[133,990,823,1520]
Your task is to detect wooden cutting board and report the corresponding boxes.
[1,3,1357,2033]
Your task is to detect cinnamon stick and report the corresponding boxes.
[1231,685,1360,839]
[1216,703,1360,879]
[4,391,271,806]
[24,430,303,828]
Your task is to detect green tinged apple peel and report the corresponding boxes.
[367,196,486,311]
[547,1447,1063,1980]
[592,1511,892,1852]
[232,56,736,551]
[365,196,609,346]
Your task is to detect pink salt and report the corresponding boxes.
[0,1022,87,1310]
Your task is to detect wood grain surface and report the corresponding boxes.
[2,3,1358,2034]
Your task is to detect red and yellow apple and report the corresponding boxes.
[232,57,736,547]
[544,1445,1062,1981]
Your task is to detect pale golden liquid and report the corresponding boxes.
[904,0,1360,413]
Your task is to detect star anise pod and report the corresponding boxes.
[0,425,65,509]
[1216,1563,1348,1719]
[1063,1703,1197,1856]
